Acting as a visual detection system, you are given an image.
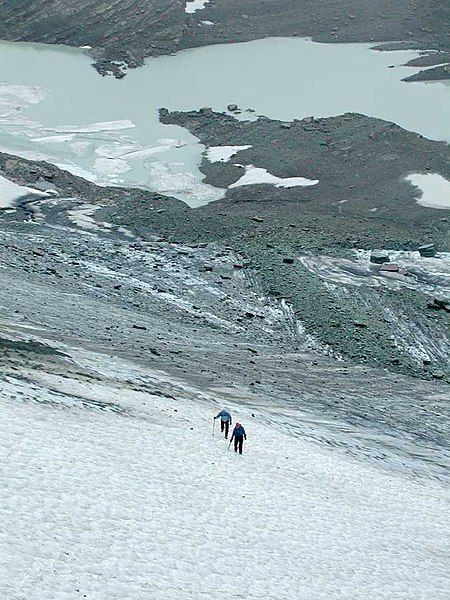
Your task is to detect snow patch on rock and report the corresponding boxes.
[206,145,253,163]
[406,173,450,209]
[0,174,50,208]
[230,165,319,188]
[185,0,210,14]
[145,162,225,207]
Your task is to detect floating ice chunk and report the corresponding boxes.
[406,173,450,209]
[206,145,252,163]
[200,20,214,26]
[156,138,187,148]
[229,165,319,188]
[46,120,136,134]
[95,140,186,162]
[31,134,76,144]
[185,0,210,14]
[0,83,46,106]
[0,82,46,118]
[93,158,131,176]
[120,145,174,160]
[0,174,50,208]
[95,143,141,159]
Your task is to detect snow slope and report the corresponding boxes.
[1,355,449,600]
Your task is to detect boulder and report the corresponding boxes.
[418,243,436,257]
[227,103,239,112]
[432,370,445,379]
[379,263,400,272]
[370,250,390,264]
[282,257,295,264]
[427,297,450,312]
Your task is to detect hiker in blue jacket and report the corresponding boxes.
[214,409,232,438]
[231,422,247,454]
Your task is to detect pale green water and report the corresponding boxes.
[0,37,449,206]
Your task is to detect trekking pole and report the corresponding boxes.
[228,439,232,450]
[212,418,215,436]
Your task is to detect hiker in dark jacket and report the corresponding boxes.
[214,409,232,439]
[230,422,247,454]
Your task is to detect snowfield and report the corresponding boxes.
[1,357,449,600]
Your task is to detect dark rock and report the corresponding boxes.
[370,250,390,264]
[282,257,295,264]
[227,104,239,112]
[379,263,400,272]
[432,370,445,379]
[132,324,147,330]
[428,298,450,312]
[418,243,436,257]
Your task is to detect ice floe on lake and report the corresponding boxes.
[206,145,253,163]
[230,165,319,188]
[0,82,46,118]
[46,119,136,134]
[406,173,450,209]
[93,157,131,177]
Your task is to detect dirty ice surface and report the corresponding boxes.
[406,173,450,209]
[298,250,450,365]
[0,173,49,208]
[230,165,319,188]
[1,348,450,600]
[185,0,210,13]
[0,38,449,206]
[299,249,450,297]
